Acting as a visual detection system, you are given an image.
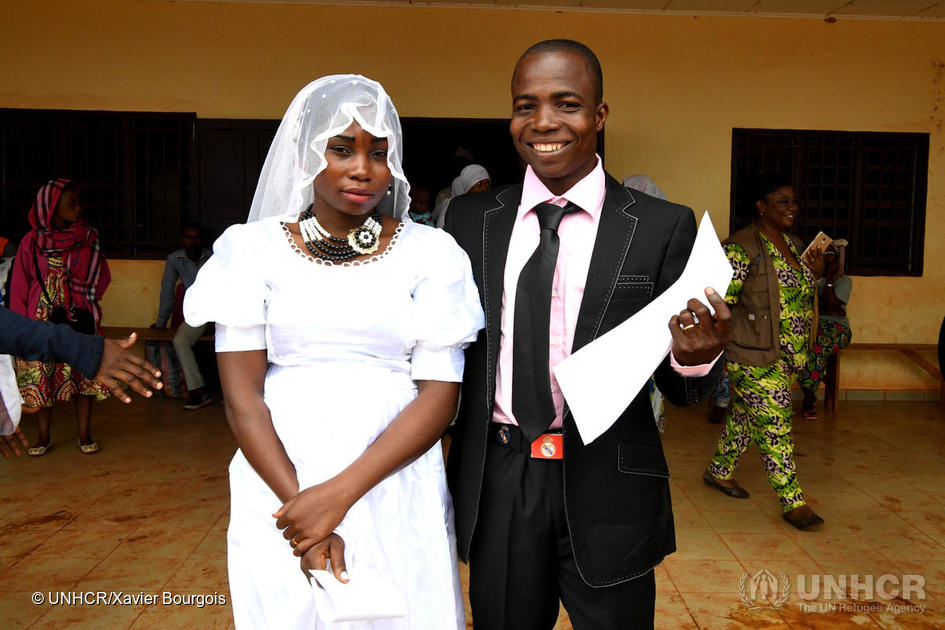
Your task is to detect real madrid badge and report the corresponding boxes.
[530,433,563,459]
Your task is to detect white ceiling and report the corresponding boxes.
[181,0,945,20]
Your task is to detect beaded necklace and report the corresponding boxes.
[297,204,383,262]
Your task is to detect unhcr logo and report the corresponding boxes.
[739,569,791,609]
[739,569,927,614]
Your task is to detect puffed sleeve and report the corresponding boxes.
[184,222,269,352]
[408,229,484,382]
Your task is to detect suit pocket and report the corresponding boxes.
[613,274,653,300]
[617,443,670,478]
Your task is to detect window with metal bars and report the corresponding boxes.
[731,128,928,276]
[0,109,195,258]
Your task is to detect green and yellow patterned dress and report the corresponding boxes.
[708,233,815,512]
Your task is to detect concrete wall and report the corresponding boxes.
[3,0,943,389]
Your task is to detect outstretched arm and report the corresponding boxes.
[1,305,101,373]
[217,349,299,503]
[0,308,162,402]
[95,333,164,402]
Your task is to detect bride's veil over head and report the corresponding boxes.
[247,74,411,223]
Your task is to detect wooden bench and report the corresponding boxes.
[824,343,943,410]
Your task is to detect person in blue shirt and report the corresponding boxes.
[1,306,163,458]
[151,223,213,410]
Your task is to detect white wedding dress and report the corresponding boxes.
[185,218,483,629]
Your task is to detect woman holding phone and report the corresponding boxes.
[703,174,826,530]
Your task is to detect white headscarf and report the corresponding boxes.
[451,164,490,197]
[623,174,667,201]
[448,176,463,199]
[248,75,410,223]
[435,164,490,229]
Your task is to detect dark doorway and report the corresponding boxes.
[195,118,279,241]
[400,117,606,200]
[400,117,521,198]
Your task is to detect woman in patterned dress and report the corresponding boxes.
[703,174,826,530]
[798,241,852,420]
[9,179,110,456]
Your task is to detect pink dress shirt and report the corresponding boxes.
[492,157,714,430]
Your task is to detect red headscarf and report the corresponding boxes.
[27,179,106,319]
[29,179,94,252]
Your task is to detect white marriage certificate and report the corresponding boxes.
[553,211,734,445]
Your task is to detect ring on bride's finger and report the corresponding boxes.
[682,323,697,331]
[290,537,299,547]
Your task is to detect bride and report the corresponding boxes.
[185,75,484,628]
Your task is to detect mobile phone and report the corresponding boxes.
[802,231,832,262]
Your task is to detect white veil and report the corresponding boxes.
[247,75,411,223]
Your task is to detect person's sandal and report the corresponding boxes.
[702,470,750,499]
[802,407,818,421]
[28,442,51,457]
[183,391,214,411]
[78,441,99,454]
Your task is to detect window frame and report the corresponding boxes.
[0,108,196,259]
[730,128,928,277]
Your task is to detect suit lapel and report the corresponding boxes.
[482,184,522,410]
[572,175,638,354]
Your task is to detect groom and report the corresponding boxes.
[444,40,731,629]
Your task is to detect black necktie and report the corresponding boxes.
[512,202,579,443]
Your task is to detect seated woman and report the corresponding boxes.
[798,240,852,420]
[184,75,484,628]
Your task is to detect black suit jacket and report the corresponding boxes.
[444,173,721,587]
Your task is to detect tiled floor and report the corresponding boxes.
[1,395,943,628]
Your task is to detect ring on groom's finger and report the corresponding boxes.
[682,323,697,331]
[290,537,299,547]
